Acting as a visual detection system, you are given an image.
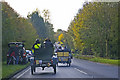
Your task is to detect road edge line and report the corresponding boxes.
[16,67,30,78]
[74,68,87,75]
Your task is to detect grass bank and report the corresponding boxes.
[2,62,30,78]
[74,55,120,66]
[0,62,2,79]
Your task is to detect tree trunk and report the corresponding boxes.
[106,39,108,57]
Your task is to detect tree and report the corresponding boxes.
[28,9,55,42]
[66,2,118,58]
[42,9,50,22]
[2,2,39,61]
[58,33,64,42]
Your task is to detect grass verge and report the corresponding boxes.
[2,62,30,78]
[0,70,1,79]
[74,55,120,66]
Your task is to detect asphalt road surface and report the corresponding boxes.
[11,58,119,79]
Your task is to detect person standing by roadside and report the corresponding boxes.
[15,44,20,64]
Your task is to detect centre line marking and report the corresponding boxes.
[17,67,30,78]
[74,68,87,75]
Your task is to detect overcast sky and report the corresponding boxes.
[4,0,92,31]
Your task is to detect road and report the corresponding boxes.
[11,58,119,79]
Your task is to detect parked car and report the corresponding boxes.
[7,42,27,65]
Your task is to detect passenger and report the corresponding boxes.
[64,46,70,52]
[32,39,41,50]
[43,38,53,48]
[52,53,58,64]
[52,53,57,58]
[54,46,62,53]
[58,46,62,51]
[32,39,41,55]
[63,46,73,59]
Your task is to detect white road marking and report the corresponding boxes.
[74,68,87,75]
[16,67,30,78]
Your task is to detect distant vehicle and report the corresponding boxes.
[26,50,32,62]
[54,42,72,66]
[30,44,57,75]
[56,51,71,66]
[7,42,27,64]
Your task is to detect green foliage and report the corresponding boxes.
[42,9,50,22]
[2,2,39,61]
[66,2,118,59]
[58,33,64,42]
[27,11,47,39]
[54,29,64,42]
[90,57,119,66]
[27,9,55,42]
[2,62,29,78]
[45,22,55,42]
[74,55,119,66]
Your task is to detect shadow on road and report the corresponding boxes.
[32,72,55,75]
[57,63,78,68]
[57,65,70,67]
